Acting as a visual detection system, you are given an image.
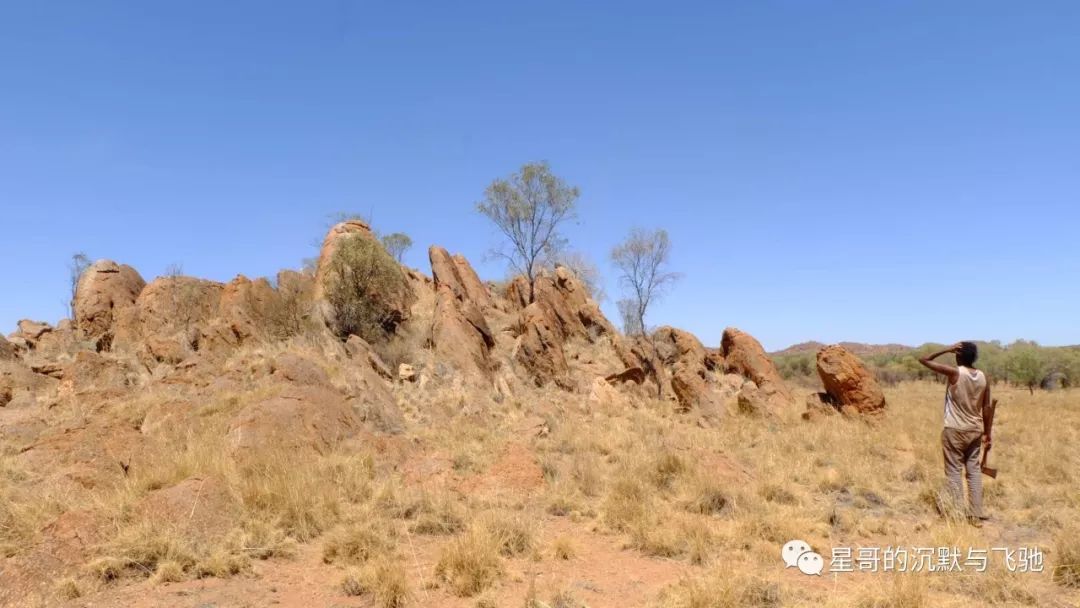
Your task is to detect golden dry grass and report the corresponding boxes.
[3,339,1079,608]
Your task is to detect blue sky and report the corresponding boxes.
[2,1,1077,351]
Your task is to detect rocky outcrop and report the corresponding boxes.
[114,275,225,364]
[429,248,495,381]
[508,268,621,344]
[510,267,635,389]
[514,301,572,388]
[10,319,53,350]
[0,335,18,361]
[815,345,886,415]
[432,285,495,380]
[72,260,146,350]
[215,275,277,344]
[720,327,793,408]
[429,246,493,310]
[654,326,723,413]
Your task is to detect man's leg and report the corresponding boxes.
[962,431,984,519]
[941,429,966,515]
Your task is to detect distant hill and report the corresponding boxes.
[772,341,914,357]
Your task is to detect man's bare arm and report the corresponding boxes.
[982,386,996,447]
[918,344,961,383]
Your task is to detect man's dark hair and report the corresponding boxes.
[957,341,978,367]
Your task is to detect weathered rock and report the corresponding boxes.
[721,327,793,407]
[398,363,417,383]
[2,361,59,407]
[345,334,393,380]
[226,386,362,456]
[508,267,632,389]
[510,268,619,344]
[73,260,146,350]
[137,476,238,546]
[431,284,494,380]
[271,352,331,386]
[736,383,772,416]
[816,345,886,415]
[14,319,52,348]
[114,275,225,364]
[0,335,18,361]
[58,351,135,398]
[604,367,645,385]
[514,301,571,388]
[216,274,277,343]
[429,246,493,310]
[654,326,723,413]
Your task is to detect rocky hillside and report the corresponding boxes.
[5,220,886,607]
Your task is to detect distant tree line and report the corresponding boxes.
[773,341,1080,393]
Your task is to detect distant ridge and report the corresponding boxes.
[772,341,914,357]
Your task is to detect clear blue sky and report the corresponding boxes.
[2,2,1077,351]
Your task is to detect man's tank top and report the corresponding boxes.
[944,366,986,432]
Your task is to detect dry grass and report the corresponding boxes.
[3,333,1080,608]
[435,526,505,597]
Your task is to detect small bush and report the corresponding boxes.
[54,577,82,600]
[1053,527,1080,588]
[480,512,536,557]
[683,476,730,516]
[553,536,575,560]
[603,475,650,531]
[657,573,780,608]
[341,569,366,596]
[411,493,467,535]
[322,521,395,565]
[435,527,504,597]
[323,234,411,342]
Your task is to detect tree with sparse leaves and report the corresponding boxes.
[68,252,91,319]
[610,228,680,337]
[477,162,578,303]
[381,232,413,263]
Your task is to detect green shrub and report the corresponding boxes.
[323,235,410,342]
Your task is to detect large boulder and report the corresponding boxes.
[226,386,363,456]
[215,274,277,343]
[11,319,53,349]
[136,476,238,547]
[428,247,496,382]
[1,360,57,408]
[720,327,793,407]
[313,220,414,335]
[815,345,886,415]
[654,326,724,414]
[432,284,495,381]
[72,260,146,350]
[113,275,225,364]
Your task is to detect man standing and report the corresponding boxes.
[919,342,995,523]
